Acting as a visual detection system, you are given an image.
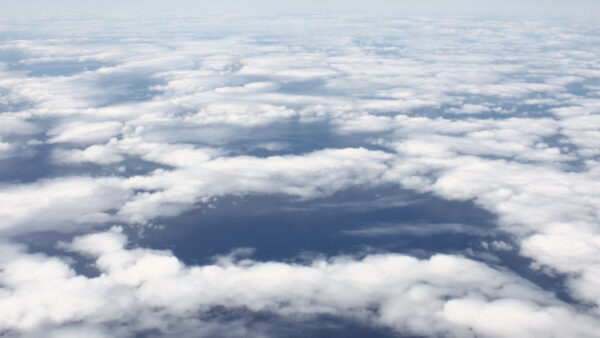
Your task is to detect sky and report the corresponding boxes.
[1,0,600,18]
[1,5,600,338]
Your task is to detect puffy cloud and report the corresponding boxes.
[0,228,598,337]
[52,144,124,164]
[47,121,123,144]
[443,298,600,338]
[117,147,393,223]
[0,177,130,233]
[384,133,600,307]
[185,103,296,126]
[0,145,394,230]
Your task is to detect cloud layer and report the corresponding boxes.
[0,15,599,337]
[1,227,599,338]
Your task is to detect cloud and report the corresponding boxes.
[47,121,123,144]
[1,228,598,337]
[0,114,39,136]
[0,177,130,233]
[117,147,393,223]
[52,144,125,165]
[342,222,492,237]
[0,140,17,159]
[1,14,600,337]
[443,298,600,338]
[0,145,394,231]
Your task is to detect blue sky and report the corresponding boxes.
[1,0,600,18]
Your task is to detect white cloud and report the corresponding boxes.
[0,177,130,233]
[1,228,598,337]
[47,121,123,144]
[118,147,393,223]
[185,103,296,126]
[1,15,600,337]
[52,144,124,164]
[0,114,39,136]
[443,298,600,338]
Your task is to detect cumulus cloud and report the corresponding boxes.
[117,147,393,223]
[0,146,393,230]
[52,144,125,165]
[0,177,130,233]
[47,121,123,144]
[1,228,598,338]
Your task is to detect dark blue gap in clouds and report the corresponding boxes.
[276,78,328,95]
[13,184,584,337]
[0,143,171,183]
[132,185,580,306]
[140,120,390,156]
[565,77,600,97]
[138,185,497,265]
[93,73,165,107]
[541,133,588,172]
[132,308,409,338]
[493,249,578,308]
[225,120,391,157]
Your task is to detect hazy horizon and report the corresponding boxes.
[1,0,599,19]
